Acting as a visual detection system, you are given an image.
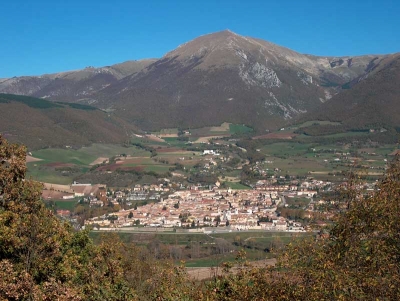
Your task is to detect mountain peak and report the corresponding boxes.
[164,29,255,64]
[199,29,246,42]
[210,29,241,36]
[1,31,396,134]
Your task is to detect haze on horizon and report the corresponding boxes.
[1,0,399,78]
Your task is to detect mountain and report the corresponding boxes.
[1,30,397,131]
[93,30,393,130]
[0,59,156,102]
[0,94,137,150]
[298,53,400,131]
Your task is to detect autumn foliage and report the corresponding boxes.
[1,134,400,300]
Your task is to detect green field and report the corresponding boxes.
[89,231,213,245]
[260,142,313,157]
[77,144,149,158]
[26,166,75,184]
[185,253,240,267]
[27,148,94,184]
[211,231,304,241]
[190,124,229,137]
[130,137,167,146]
[294,120,342,129]
[55,200,77,210]
[26,144,158,184]
[229,124,253,134]
[224,182,251,190]
[143,165,172,173]
[152,123,253,139]
[152,128,179,136]
[184,249,273,267]
[32,148,96,165]
[316,131,370,138]
[163,137,191,148]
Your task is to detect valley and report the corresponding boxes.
[27,120,394,187]
[1,16,399,298]
[22,118,397,272]
[4,54,397,272]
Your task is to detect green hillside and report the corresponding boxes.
[0,93,137,149]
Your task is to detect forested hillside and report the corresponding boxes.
[0,94,137,150]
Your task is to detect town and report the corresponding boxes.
[46,177,337,232]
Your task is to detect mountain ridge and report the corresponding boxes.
[1,30,398,132]
[297,53,400,131]
[0,59,156,102]
[92,30,395,130]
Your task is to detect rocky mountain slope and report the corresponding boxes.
[0,59,156,102]
[1,30,397,131]
[94,30,393,130]
[299,53,400,130]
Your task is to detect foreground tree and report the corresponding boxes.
[277,157,400,300]
[203,157,400,300]
[0,136,134,300]
[0,135,198,301]
[2,133,400,300]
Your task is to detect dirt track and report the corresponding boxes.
[26,155,42,163]
[253,133,297,140]
[145,135,166,142]
[89,157,108,166]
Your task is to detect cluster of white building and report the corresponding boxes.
[85,187,314,232]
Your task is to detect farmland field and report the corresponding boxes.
[26,165,75,185]
[189,122,252,138]
[31,148,96,165]
[224,182,251,190]
[25,121,397,187]
[294,120,342,129]
[163,137,191,147]
[229,124,253,134]
[26,144,154,184]
[54,200,77,210]
[78,144,150,158]
[254,140,394,181]
[143,165,172,173]
[90,230,313,268]
[152,128,179,137]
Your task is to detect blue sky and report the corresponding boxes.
[1,0,399,77]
